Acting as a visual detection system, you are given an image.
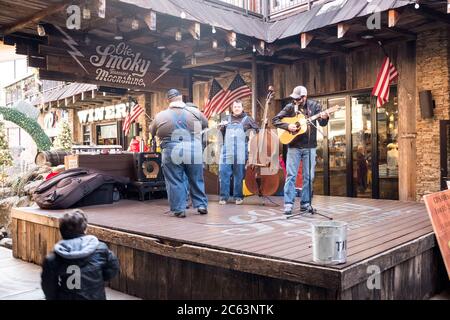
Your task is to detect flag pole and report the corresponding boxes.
[378,41,389,58]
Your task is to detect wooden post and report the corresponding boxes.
[251,55,257,120]
[398,40,417,201]
[188,71,194,103]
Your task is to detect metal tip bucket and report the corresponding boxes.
[312,221,348,265]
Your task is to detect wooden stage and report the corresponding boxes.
[11,196,447,300]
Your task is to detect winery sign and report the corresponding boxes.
[41,26,185,91]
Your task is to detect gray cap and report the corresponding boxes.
[167,88,181,100]
[289,86,308,99]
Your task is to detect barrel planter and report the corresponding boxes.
[35,150,71,166]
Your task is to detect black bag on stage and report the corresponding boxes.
[33,168,130,209]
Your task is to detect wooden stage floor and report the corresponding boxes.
[13,195,445,299]
[16,195,433,269]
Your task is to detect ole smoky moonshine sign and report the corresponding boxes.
[44,26,184,91]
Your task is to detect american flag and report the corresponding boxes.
[371,56,398,108]
[218,74,252,115]
[123,102,144,135]
[203,79,227,119]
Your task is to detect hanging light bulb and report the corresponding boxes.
[175,29,182,41]
[212,39,218,49]
[37,24,46,36]
[180,11,186,19]
[252,44,256,53]
[131,18,139,30]
[414,1,420,9]
[212,25,216,34]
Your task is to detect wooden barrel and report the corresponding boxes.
[35,150,71,166]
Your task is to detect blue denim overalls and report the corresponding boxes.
[219,115,248,201]
[161,107,208,213]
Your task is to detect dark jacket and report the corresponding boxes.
[272,99,328,149]
[41,235,119,300]
[218,112,259,138]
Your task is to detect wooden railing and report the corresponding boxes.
[212,0,327,18]
[212,0,264,15]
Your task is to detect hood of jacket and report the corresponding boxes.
[54,235,99,260]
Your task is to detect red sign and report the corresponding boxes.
[423,189,450,279]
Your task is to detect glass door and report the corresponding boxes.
[314,98,327,196]
[377,92,399,200]
[327,97,347,196]
[351,94,373,198]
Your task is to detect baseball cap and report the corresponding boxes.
[167,88,181,100]
[289,86,308,99]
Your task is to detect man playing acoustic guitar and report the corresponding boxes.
[272,86,329,215]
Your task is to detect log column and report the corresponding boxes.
[397,40,417,201]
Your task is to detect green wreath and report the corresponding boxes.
[0,106,52,151]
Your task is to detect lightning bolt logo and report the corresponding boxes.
[152,51,177,84]
[55,25,89,74]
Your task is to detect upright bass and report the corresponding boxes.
[245,86,284,197]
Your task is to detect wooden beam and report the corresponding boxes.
[415,5,450,26]
[0,1,72,36]
[388,10,400,28]
[143,10,157,31]
[256,56,293,65]
[189,22,201,40]
[337,23,350,39]
[384,27,417,40]
[227,31,237,48]
[182,53,252,69]
[308,39,350,54]
[300,33,313,49]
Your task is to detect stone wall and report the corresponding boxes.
[415,27,450,201]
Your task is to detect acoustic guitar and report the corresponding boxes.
[277,105,342,145]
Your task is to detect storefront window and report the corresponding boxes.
[377,90,399,200]
[96,123,118,145]
[328,98,346,196]
[352,94,372,198]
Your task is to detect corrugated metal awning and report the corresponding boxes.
[32,83,97,105]
[267,0,413,42]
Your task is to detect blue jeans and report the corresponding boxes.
[161,143,208,213]
[284,147,316,207]
[219,163,245,201]
[183,173,190,205]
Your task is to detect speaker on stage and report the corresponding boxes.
[419,90,434,119]
[133,152,164,182]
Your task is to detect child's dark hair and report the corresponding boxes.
[59,209,88,240]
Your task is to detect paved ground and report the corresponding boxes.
[0,247,140,300]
